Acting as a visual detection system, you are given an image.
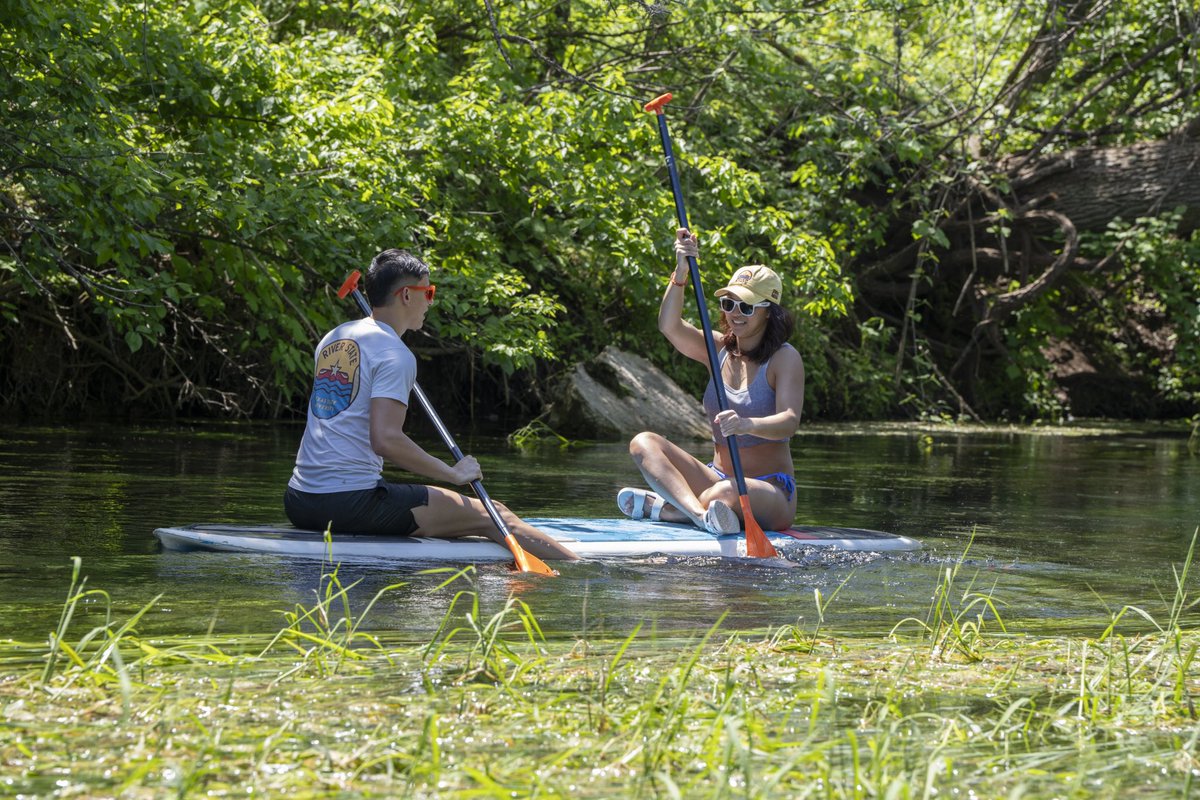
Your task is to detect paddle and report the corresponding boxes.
[336,270,557,576]
[643,92,779,559]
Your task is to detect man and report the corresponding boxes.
[285,249,577,561]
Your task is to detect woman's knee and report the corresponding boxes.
[629,430,665,461]
[700,481,739,507]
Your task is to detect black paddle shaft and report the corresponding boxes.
[653,111,752,499]
[346,289,512,538]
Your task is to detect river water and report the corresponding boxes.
[0,421,1196,642]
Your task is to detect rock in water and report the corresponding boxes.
[547,346,710,441]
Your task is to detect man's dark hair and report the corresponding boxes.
[364,249,430,307]
[719,303,795,362]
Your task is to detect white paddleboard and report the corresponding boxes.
[153,517,920,561]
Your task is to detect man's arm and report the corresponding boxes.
[369,397,481,485]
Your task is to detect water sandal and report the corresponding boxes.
[702,499,740,535]
[617,487,666,522]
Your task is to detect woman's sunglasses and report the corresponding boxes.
[719,297,770,316]
[395,284,437,302]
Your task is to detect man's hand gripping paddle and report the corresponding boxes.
[337,271,557,576]
[643,93,779,559]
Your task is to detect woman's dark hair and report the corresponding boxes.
[719,302,795,362]
[364,249,430,307]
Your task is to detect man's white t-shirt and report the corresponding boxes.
[288,317,417,493]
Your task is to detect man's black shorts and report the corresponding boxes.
[284,480,430,536]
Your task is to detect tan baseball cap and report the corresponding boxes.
[714,265,782,305]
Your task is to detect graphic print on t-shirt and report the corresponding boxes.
[310,338,360,419]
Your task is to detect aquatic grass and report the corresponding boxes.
[507,418,579,450]
[6,630,1197,797]
[593,620,644,730]
[889,530,1008,661]
[39,556,164,720]
[620,611,730,790]
[4,540,1200,798]
[768,570,855,655]
[421,566,550,688]
[256,528,416,678]
[1080,526,1200,728]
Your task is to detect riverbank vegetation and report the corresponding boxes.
[2,541,1198,797]
[3,0,1198,423]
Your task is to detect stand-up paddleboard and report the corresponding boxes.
[154,517,920,561]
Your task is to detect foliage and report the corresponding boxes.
[1080,213,1200,410]
[0,0,572,416]
[1,0,1197,420]
[998,210,1200,420]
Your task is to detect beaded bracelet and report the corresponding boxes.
[669,274,688,287]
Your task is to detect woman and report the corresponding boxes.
[619,229,805,534]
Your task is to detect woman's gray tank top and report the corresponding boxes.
[701,344,795,447]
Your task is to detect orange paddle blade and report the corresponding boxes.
[337,270,362,299]
[643,93,673,114]
[506,534,558,576]
[739,495,779,559]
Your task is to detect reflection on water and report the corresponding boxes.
[0,422,1196,641]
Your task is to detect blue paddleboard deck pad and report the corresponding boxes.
[153,517,921,561]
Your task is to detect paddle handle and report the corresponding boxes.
[409,382,511,537]
[651,110,752,500]
[643,92,673,115]
[646,102,778,559]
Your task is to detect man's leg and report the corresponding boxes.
[411,487,578,560]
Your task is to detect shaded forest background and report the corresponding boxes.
[2,0,1198,427]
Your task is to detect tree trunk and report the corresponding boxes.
[1004,124,1200,233]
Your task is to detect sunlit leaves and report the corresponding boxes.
[3,0,1196,420]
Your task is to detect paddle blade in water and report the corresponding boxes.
[507,536,558,576]
[739,496,779,559]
